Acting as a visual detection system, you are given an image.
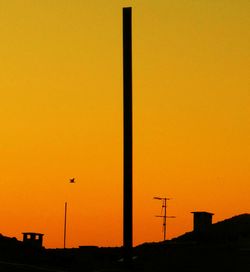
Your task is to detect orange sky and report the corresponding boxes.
[0,0,249,248]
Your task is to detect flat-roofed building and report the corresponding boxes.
[22,232,44,248]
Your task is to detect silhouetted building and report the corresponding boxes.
[22,232,44,248]
[191,212,213,233]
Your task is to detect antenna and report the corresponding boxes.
[154,197,176,241]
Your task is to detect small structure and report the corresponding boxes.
[191,212,214,233]
[22,232,44,248]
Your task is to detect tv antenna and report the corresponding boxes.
[154,197,176,241]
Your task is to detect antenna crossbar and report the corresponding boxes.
[154,196,175,241]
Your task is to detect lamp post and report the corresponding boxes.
[64,202,67,249]
[64,178,75,249]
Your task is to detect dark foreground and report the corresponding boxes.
[0,242,249,272]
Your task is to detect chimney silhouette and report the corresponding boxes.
[191,212,214,233]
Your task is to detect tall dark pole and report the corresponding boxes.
[123,7,133,261]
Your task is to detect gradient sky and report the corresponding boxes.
[0,0,249,248]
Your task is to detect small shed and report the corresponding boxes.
[22,232,44,248]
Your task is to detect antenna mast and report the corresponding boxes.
[154,197,175,241]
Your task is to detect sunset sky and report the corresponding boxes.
[0,0,249,248]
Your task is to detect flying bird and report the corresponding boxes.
[70,178,75,183]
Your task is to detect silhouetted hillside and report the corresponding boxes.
[0,215,250,271]
[173,213,250,245]
[0,234,23,255]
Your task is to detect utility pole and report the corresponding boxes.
[154,197,175,241]
[123,7,133,263]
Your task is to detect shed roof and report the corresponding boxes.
[22,232,44,236]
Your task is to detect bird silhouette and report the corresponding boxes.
[70,178,75,183]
